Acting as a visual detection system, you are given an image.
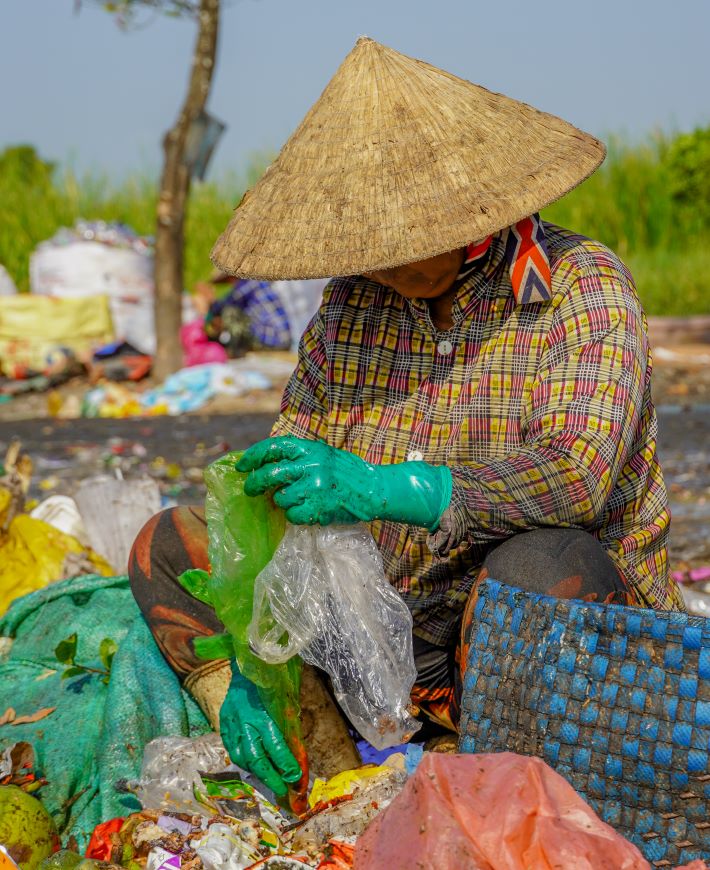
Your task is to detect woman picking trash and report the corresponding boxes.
[129,38,683,800]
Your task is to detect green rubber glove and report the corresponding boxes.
[236,436,452,530]
[220,661,302,797]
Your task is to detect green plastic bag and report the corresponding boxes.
[203,452,308,812]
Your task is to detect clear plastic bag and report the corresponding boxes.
[249,524,420,749]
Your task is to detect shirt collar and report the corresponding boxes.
[458,213,552,306]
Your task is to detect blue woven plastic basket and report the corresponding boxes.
[459,578,710,867]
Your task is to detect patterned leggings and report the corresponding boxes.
[128,508,631,734]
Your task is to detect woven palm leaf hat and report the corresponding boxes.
[211,37,606,280]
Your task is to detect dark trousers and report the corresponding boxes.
[129,508,630,732]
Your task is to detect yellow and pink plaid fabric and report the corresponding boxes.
[273,218,683,645]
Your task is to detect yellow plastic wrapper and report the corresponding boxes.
[307,755,406,808]
[0,489,114,616]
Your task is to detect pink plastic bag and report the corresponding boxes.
[180,320,228,367]
[354,753,706,870]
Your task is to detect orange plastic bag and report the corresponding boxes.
[354,753,706,870]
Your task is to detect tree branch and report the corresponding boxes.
[80,0,201,25]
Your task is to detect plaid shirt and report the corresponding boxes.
[273,218,683,646]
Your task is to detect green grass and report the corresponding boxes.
[623,247,710,316]
[542,133,710,315]
[0,149,269,295]
[0,135,708,315]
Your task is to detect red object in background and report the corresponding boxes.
[85,817,124,861]
[354,753,706,870]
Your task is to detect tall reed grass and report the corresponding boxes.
[1,136,708,315]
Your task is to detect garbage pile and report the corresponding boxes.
[80,359,275,419]
[30,221,156,356]
[0,222,160,390]
[2,743,707,870]
[0,440,170,615]
[0,443,114,615]
[2,448,710,869]
[0,225,323,416]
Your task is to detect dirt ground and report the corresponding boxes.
[1,346,708,574]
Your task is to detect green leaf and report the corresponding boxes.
[55,634,78,666]
[99,638,118,672]
[61,666,86,680]
[177,569,213,605]
[193,633,234,661]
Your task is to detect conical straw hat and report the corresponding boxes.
[212,37,605,280]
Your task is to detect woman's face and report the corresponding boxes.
[363,248,466,300]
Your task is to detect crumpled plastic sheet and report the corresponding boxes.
[129,733,230,815]
[193,823,260,870]
[248,524,420,749]
[353,752,709,870]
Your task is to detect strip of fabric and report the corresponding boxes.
[458,213,552,305]
[504,213,552,304]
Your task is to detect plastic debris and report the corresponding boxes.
[0,850,19,870]
[0,294,112,376]
[193,823,259,870]
[0,445,113,615]
[307,758,404,810]
[140,363,271,416]
[145,849,181,870]
[81,383,167,419]
[30,221,156,355]
[130,734,231,817]
[85,818,124,861]
[353,752,704,870]
[288,756,408,855]
[29,496,87,545]
[249,524,419,749]
[0,742,44,793]
[81,361,274,418]
[100,809,287,869]
[181,321,229,368]
[73,475,161,572]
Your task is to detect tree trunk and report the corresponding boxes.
[153,0,220,380]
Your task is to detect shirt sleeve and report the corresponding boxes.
[270,307,329,440]
[430,261,648,555]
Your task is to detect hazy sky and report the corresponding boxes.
[3,0,709,178]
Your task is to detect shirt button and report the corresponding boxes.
[407,450,424,462]
[437,339,454,355]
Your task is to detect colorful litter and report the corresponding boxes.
[0,443,113,616]
[0,448,708,867]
